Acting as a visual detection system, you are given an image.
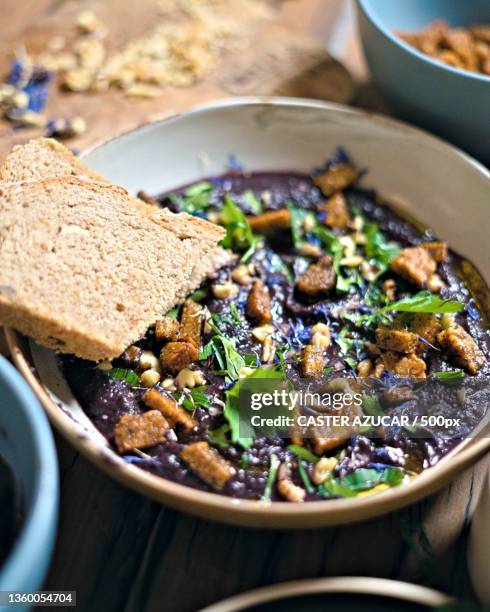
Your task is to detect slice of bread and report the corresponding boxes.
[0,138,106,183]
[0,177,224,361]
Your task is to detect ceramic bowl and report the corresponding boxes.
[0,356,58,601]
[357,0,490,163]
[199,577,452,611]
[6,98,490,528]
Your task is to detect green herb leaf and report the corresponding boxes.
[362,395,384,417]
[323,467,404,497]
[165,307,179,319]
[170,181,214,214]
[187,286,208,302]
[288,444,320,464]
[364,222,400,271]
[242,190,263,215]
[261,453,280,502]
[106,368,139,387]
[314,225,357,293]
[229,303,242,324]
[287,204,308,248]
[298,460,314,494]
[208,423,231,447]
[220,195,260,261]
[434,370,465,381]
[379,291,464,314]
[174,386,211,411]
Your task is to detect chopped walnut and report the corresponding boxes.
[277,463,305,502]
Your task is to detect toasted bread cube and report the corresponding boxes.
[376,351,426,379]
[247,208,291,236]
[114,410,168,453]
[390,246,437,287]
[376,328,419,354]
[437,325,485,375]
[246,279,272,323]
[313,164,357,196]
[302,345,325,378]
[160,341,198,373]
[422,242,448,263]
[142,387,196,431]
[313,435,350,455]
[180,441,235,490]
[297,255,336,296]
[376,313,440,353]
[319,192,352,229]
[155,316,180,342]
[179,299,203,349]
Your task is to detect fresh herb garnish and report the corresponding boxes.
[364,222,400,272]
[434,370,465,382]
[288,444,320,464]
[242,190,263,215]
[175,386,210,411]
[165,306,179,319]
[362,395,384,417]
[208,423,231,447]
[322,467,404,498]
[315,225,357,293]
[379,291,464,315]
[229,303,242,324]
[170,181,214,214]
[105,367,140,387]
[188,287,209,302]
[261,453,280,502]
[298,460,315,494]
[220,195,260,261]
[287,204,308,248]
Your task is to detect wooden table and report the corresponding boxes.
[1,1,488,610]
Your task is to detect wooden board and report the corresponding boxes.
[0,0,355,159]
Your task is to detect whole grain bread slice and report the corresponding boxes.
[0,177,224,361]
[0,138,233,292]
[0,137,106,183]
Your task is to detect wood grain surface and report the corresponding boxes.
[1,1,487,611]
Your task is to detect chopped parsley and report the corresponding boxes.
[434,370,465,382]
[379,291,464,315]
[288,444,320,464]
[170,181,214,214]
[220,195,260,261]
[261,453,280,502]
[105,367,139,387]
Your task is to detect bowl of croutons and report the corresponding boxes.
[357,0,490,163]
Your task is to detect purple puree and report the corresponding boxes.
[61,170,490,502]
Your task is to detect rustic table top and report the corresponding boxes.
[1,1,488,611]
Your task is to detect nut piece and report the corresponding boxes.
[298,242,322,258]
[382,279,397,302]
[313,164,357,196]
[247,208,291,235]
[175,368,205,390]
[252,324,275,343]
[246,279,272,324]
[277,463,305,502]
[140,350,160,371]
[231,264,253,285]
[437,324,485,375]
[296,255,336,296]
[390,247,437,287]
[179,299,204,349]
[422,242,448,263]
[311,332,331,350]
[114,410,168,453]
[312,457,338,485]
[301,345,325,378]
[212,281,239,299]
[140,369,161,387]
[428,274,445,293]
[319,192,352,229]
[160,342,199,374]
[313,434,350,455]
[262,336,276,364]
[142,387,196,431]
[356,359,373,377]
[375,351,427,379]
[155,317,180,342]
[180,442,235,490]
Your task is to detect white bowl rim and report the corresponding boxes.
[199,576,453,612]
[7,96,490,528]
[357,0,490,84]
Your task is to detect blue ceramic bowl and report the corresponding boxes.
[0,356,58,603]
[357,0,490,163]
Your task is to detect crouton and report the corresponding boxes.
[319,192,352,229]
[114,410,168,453]
[246,279,272,323]
[422,242,448,263]
[301,345,325,378]
[297,255,336,296]
[313,434,350,455]
[390,246,437,287]
[437,324,485,375]
[376,351,426,378]
[160,341,199,373]
[179,299,203,349]
[142,387,196,431]
[313,164,357,196]
[376,313,440,353]
[180,441,235,490]
[155,316,180,342]
[247,209,291,235]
